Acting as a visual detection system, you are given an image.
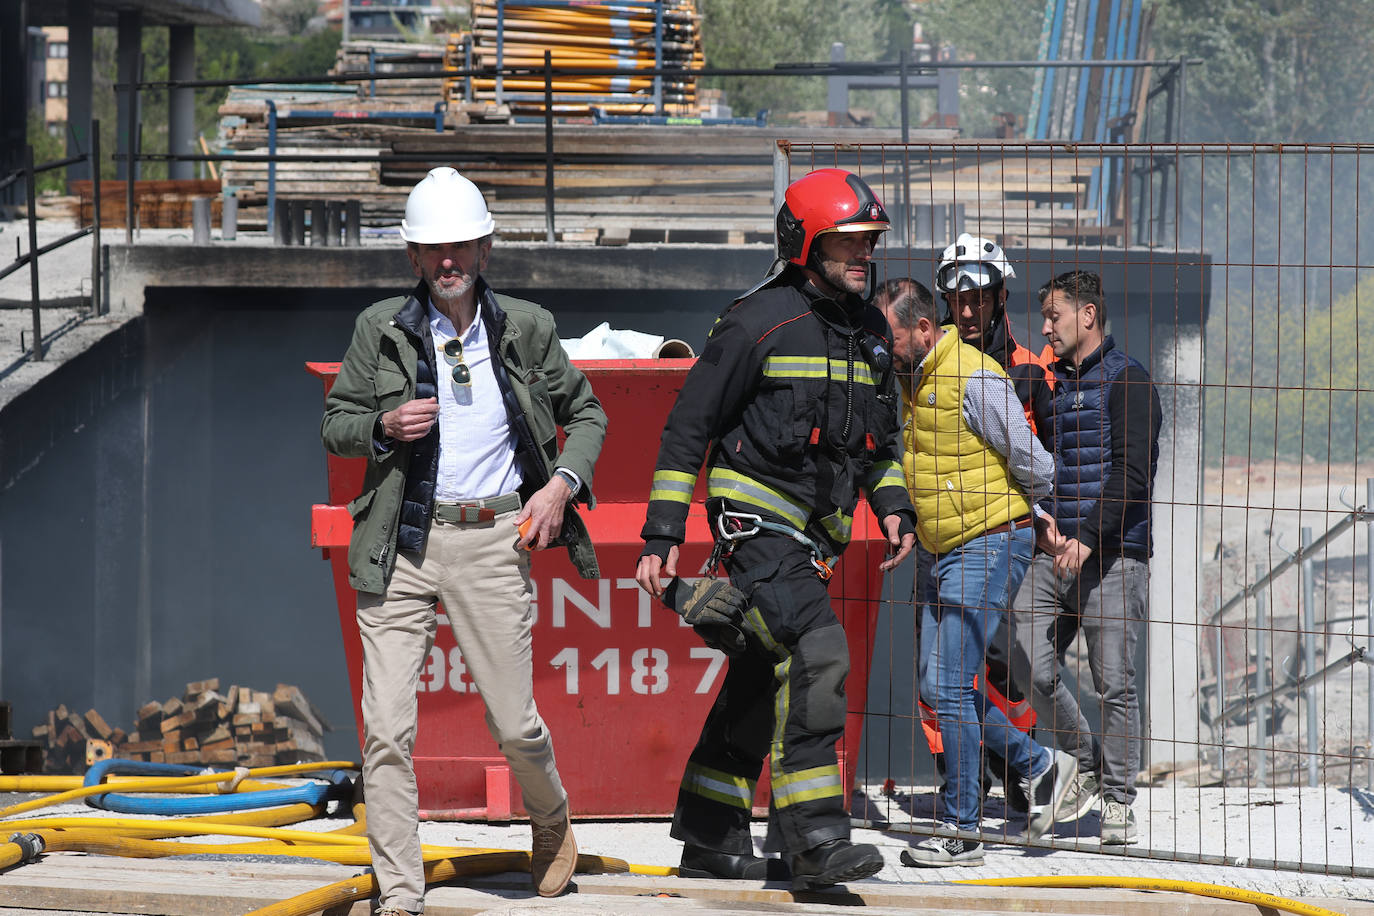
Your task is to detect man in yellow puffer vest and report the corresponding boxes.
[884,280,1078,868]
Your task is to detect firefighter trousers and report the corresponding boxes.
[670,534,853,856]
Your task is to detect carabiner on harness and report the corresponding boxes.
[713,509,836,581]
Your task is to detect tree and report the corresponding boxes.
[698,0,912,124]
[908,0,1045,137]
[1149,0,1374,462]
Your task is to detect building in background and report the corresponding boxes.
[42,26,68,135]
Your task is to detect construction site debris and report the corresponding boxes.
[33,680,332,774]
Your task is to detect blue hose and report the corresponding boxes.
[83,758,353,815]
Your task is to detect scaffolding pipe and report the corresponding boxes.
[1255,562,1269,787]
[25,146,42,361]
[1209,508,1368,625]
[1368,478,1374,789]
[1301,527,1319,788]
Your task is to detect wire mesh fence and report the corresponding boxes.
[788,140,1374,876]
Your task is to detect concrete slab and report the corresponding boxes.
[2,783,1373,915]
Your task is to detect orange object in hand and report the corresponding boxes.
[518,517,535,550]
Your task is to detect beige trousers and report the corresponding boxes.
[356,510,568,912]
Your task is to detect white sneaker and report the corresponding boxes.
[900,833,984,867]
[1102,800,1138,845]
[1055,770,1100,823]
[1023,749,1077,841]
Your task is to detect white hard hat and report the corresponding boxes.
[936,232,1015,293]
[399,167,495,244]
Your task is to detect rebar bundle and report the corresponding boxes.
[465,1,703,116]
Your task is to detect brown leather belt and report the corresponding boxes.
[433,492,522,524]
[980,515,1035,538]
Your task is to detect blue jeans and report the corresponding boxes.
[919,527,1047,832]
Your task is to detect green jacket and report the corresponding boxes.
[321,279,607,593]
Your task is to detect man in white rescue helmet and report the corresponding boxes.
[322,167,607,913]
[931,232,1056,818]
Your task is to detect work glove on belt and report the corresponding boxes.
[662,576,749,657]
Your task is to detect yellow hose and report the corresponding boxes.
[243,854,532,916]
[0,775,293,794]
[0,760,356,819]
[959,875,1348,916]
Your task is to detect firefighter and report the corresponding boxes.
[634,169,916,891]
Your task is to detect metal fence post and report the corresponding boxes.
[25,146,43,361]
[1255,562,1268,787]
[1367,478,1374,789]
[90,119,101,316]
[544,49,555,245]
[1215,598,1225,777]
[345,200,361,247]
[266,100,278,236]
[1301,526,1319,787]
[124,52,140,245]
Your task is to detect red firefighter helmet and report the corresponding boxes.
[776,169,890,267]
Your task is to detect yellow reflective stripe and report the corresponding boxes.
[744,607,783,658]
[681,762,755,810]
[772,764,844,807]
[817,509,852,546]
[865,460,906,492]
[771,657,792,766]
[760,356,875,385]
[649,469,696,504]
[707,469,809,530]
[843,361,876,386]
[763,355,829,379]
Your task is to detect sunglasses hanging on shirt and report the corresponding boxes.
[443,337,471,387]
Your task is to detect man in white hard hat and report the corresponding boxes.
[322,167,607,913]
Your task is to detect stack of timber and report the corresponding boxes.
[468,0,703,116]
[218,119,951,241]
[33,680,331,774]
[67,180,222,229]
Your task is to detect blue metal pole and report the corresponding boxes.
[1070,0,1099,141]
[1035,0,1068,139]
[1026,0,1059,141]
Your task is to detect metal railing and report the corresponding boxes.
[0,121,103,363]
[110,56,1193,244]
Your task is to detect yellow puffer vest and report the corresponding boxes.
[902,328,1032,554]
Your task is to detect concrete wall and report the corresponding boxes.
[6,241,1208,773]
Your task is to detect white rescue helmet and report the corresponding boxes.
[936,232,1015,293]
[399,167,495,244]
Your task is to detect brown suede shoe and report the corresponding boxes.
[530,814,577,897]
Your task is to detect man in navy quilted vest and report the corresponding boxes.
[1008,270,1161,846]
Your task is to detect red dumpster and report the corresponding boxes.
[309,358,890,819]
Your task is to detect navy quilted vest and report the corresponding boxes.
[1049,336,1154,555]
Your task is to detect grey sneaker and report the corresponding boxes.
[1023,749,1077,841]
[1101,800,1138,845]
[1055,770,1100,823]
[900,834,985,867]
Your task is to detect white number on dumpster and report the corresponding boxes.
[550,647,579,694]
[690,647,726,694]
[591,648,620,695]
[630,648,669,694]
[419,646,472,693]
[547,648,673,695]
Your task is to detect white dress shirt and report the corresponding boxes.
[429,303,524,501]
